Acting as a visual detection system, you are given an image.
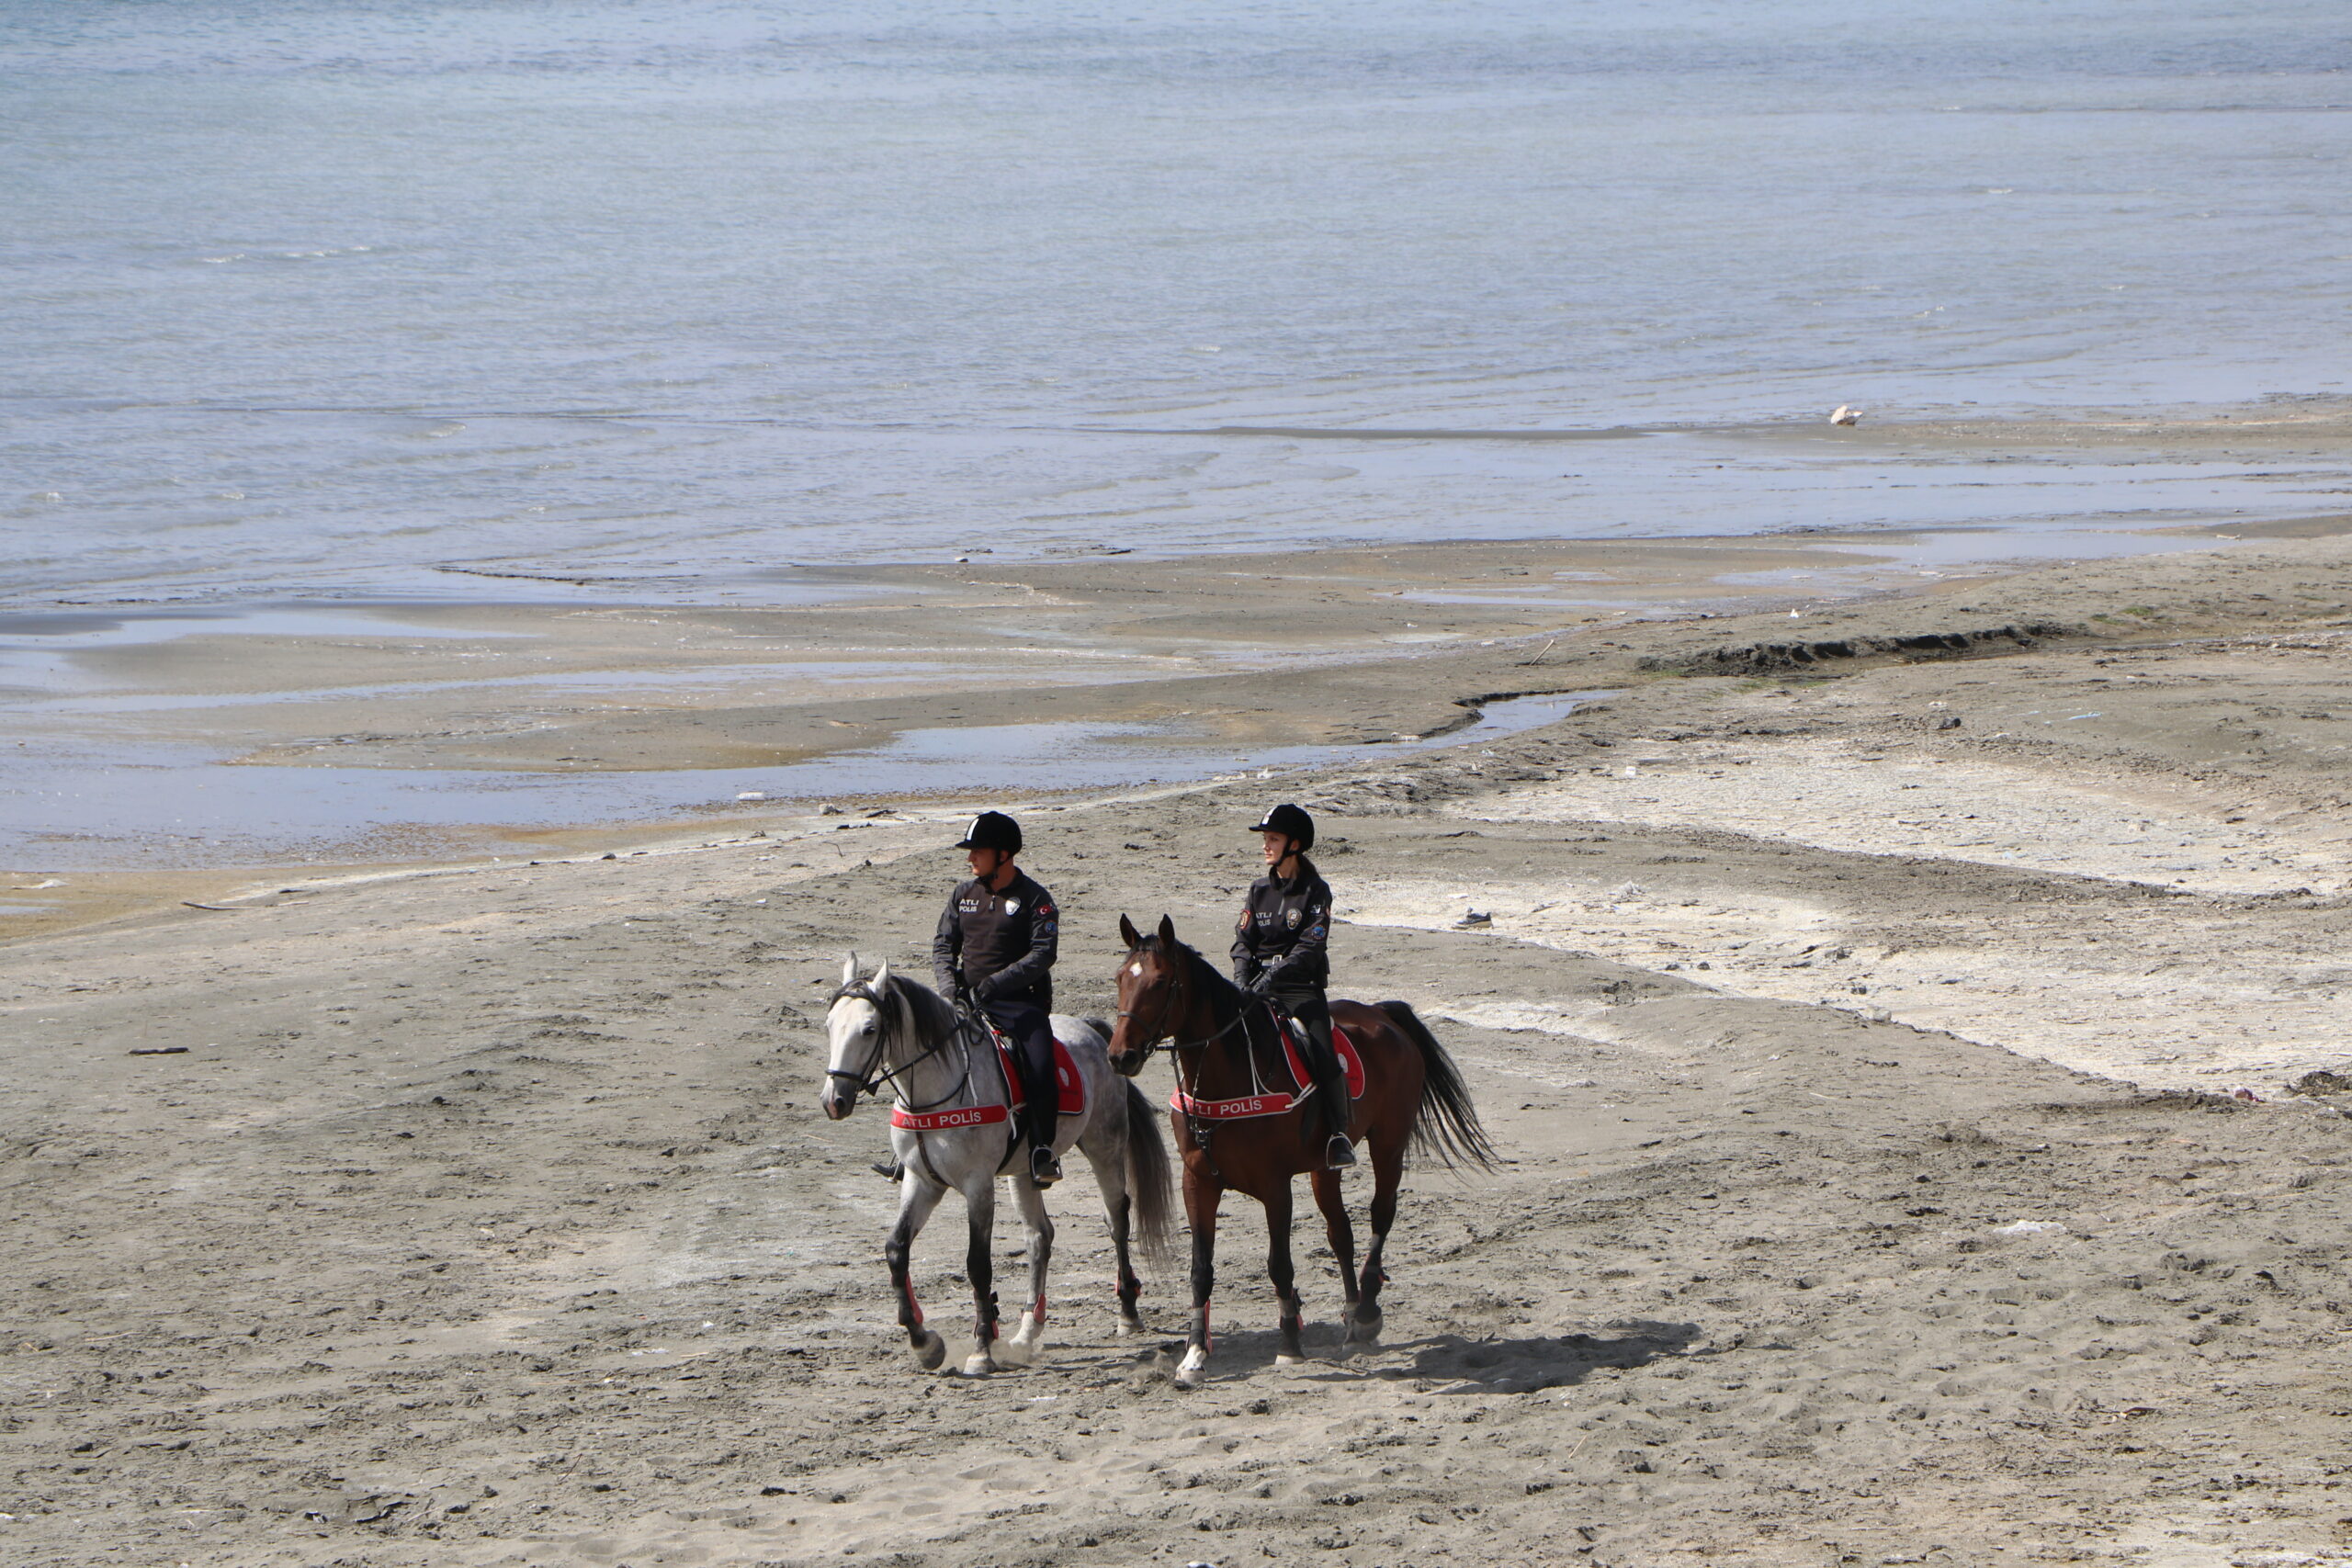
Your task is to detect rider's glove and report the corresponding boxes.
[1245,966,1277,995]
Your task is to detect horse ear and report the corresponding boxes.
[1157,913,1178,949]
[873,958,892,992]
[1119,913,1142,950]
[841,952,857,987]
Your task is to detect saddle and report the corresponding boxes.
[1170,1003,1365,1123]
[978,1014,1085,1117]
[888,1016,1086,1132]
[1275,1010,1366,1101]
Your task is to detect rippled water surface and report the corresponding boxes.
[5,0,2348,604]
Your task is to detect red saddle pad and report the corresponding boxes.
[995,1033,1087,1117]
[1279,1014,1366,1100]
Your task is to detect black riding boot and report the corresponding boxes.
[1280,988,1354,1170]
[1020,1057,1061,1187]
[1309,1032,1355,1169]
[986,1000,1063,1186]
[1027,1122,1061,1185]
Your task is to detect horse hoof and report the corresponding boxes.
[960,1352,997,1377]
[911,1330,947,1371]
[1274,1352,1305,1367]
[1113,1318,1142,1338]
[1344,1314,1383,1347]
[1173,1347,1209,1386]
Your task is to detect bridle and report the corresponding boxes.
[1114,943,1261,1072]
[1120,942,1289,1156]
[824,979,980,1112]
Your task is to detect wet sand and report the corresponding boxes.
[9,504,2352,1563]
[4,501,2341,911]
[0,527,2002,925]
[11,399,2352,897]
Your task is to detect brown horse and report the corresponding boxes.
[1110,913,1497,1383]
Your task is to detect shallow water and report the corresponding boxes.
[5,0,2347,606]
[0,690,1608,872]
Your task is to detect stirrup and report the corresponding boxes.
[1029,1145,1063,1186]
[1325,1135,1358,1171]
[872,1158,904,1182]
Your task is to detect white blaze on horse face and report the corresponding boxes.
[1129,963,1142,976]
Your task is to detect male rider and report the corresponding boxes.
[933,810,1065,1186]
[1232,803,1355,1170]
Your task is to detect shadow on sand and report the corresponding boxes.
[1062,1318,1706,1392]
[1361,1320,1705,1393]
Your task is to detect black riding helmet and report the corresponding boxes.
[1250,802,1315,852]
[955,809,1022,854]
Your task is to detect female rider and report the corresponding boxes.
[1231,803,1355,1170]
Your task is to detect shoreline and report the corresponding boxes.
[6,507,2349,942]
[12,520,2352,1078]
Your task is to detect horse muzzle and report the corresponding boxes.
[821,1082,857,1120]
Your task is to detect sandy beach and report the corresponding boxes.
[15,0,2352,1556]
[9,500,2352,1565]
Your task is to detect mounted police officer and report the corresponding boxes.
[1232,803,1356,1171]
[933,810,1065,1187]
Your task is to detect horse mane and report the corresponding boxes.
[881,969,961,1042]
[834,967,963,1060]
[1138,932,1250,1020]
[1139,932,1214,989]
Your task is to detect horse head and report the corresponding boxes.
[1107,913,1185,1073]
[820,951,894,1120]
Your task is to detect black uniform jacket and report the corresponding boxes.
[933,870,1058,1010]
[1231,856,1332,992]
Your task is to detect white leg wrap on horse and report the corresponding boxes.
[1011,1311,1042,1351]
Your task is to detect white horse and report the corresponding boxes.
[820,955,1173,1375]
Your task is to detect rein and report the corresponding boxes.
[827,980,979,1113]
[1122,945,1280,1112]
[1117,947,1256,1066]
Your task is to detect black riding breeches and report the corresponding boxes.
[984,999,1057,1151]
[1269,983,1349,1140]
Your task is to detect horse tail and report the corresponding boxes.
[1121,1077,1176,1266]
[1379,1000,1501,1172]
